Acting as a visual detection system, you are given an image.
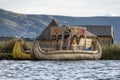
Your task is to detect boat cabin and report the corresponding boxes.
[50,26,93,50]
[36,19,98,51]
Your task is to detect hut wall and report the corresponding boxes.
[97,37,113,47]
[39,40,50,48]
[39,40,60,49]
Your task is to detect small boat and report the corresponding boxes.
[12,39,31,59]
[30,26,102,60]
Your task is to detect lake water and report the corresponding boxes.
[0,60,120,80]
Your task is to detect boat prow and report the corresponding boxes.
[12,40,31,59]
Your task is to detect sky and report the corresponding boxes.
[0,0,120,17]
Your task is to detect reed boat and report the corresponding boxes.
[12,40,31,59]
[30,40,102,60]
[30,26,102,60]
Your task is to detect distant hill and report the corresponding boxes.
[0,9,120,43]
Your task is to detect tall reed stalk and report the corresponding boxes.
[101,47,120,60]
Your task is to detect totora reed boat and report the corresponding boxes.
[30,41,102,60]
[30,26,102,60]
[12,39,31,59]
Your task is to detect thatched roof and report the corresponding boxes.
[86,30,97,38]
[36,19,114,41]
[79,25,114,38]
[36,19,59,40]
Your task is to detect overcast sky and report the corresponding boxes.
[0,0,120,17]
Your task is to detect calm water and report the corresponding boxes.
[0,60,120,80]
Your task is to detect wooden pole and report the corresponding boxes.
[67,29,72,50]
[84,35,86,50]
[60,28,65,50]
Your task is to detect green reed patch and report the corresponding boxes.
[101,47,120,60]
[0,53,12,60]
[0,40,16,53]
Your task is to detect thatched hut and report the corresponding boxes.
[36,19,96,49]
[81,25,114,47]
[36,19,59,48]
[36,19,114,48]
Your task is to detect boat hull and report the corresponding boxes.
[30,41,102,60]
[12,40,31,59]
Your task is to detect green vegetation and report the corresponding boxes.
[0,39,15,59]
[0,53,12,60]
[0,39,16,53]
[101,47,120,60]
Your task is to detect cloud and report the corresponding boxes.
[0,0,120,16]
[104,13,119,16]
